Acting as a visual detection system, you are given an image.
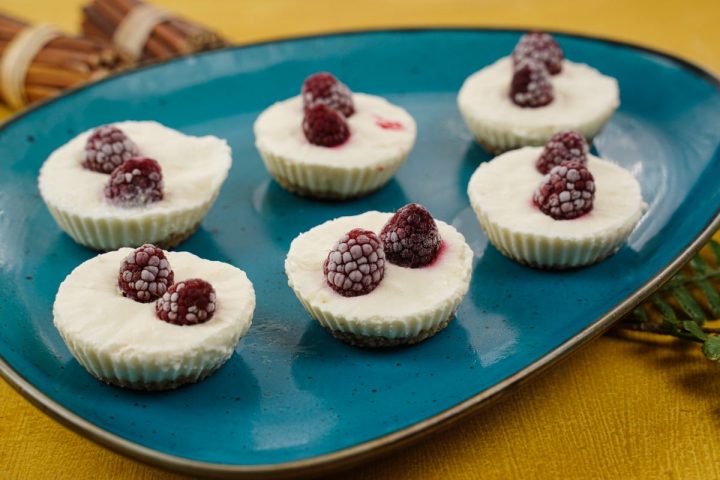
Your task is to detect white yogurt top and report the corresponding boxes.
[254,93,416,168]
[54,249,255,360]
[457,57,619,138]
[39,121,232,218]
[285,211,473,322]
[468,147,644,238]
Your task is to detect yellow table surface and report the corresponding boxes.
[2,1,720,478]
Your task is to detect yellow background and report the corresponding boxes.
[2,1,720,478]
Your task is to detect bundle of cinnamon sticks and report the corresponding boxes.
[0,13,124,106]
[82,0,226,62]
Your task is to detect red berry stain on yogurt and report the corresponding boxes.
[375,117,404,130]
[426,241,447,267]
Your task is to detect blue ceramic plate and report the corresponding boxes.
[1,29,719,478]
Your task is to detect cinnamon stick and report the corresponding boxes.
[94,0,126,26]
[81,21,107,41]
[167,19,198,37]
[43,59,91,74]
[153,22,190,54]
[82,4,117,40]
[26,64,90,88]
[141,33,173,59]
[88,69,109,81]
[25,84,61,102]
[0,21,25,36]
[0,13,28,30]
[47,36,106,53]
[34,48,96,72]
[0,28,21,41]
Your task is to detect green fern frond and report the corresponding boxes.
[627,238,720,326]
[621,238,720,361]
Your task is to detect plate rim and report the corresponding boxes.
[1,26,719,479]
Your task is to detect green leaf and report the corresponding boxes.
[671,285,706,323]
[689,254,720,316]
[702,336,720,361]
[631,305,648,323]
[629,239,720,328]
[695,278,720,317]
[690,254,711,273]
[709,240,720,264]
[652,294,678,326]
[683,320,707,341]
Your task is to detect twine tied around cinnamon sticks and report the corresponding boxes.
[113,4,170,60]
[0,24,59,108]
[83,0,226,62]
[0,13,125,108]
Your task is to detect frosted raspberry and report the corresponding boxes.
[83,125,140,173]
[303,104,350,147]
[323,229,385,297]
[302,72,355,117]
[156,279,217,325]
[533,161,595,220]
[380,203,441,268]
[512,31,564,75]
[536,131,589,174]
[105,157,163,206]
[118,244,174,303]
[510,58,554,108]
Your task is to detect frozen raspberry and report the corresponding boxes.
[302,104,350,147]
[302,72,355,117]
[512,31,564,75]
[83,125,140,173]
[323,229,385,297]
[380,203,442,268]
[105,157,163,206]
[510,59,554,108]
[156,279,217,325]
[533,161,595,220]
[118,244,174,303]
[535,131,589,174]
